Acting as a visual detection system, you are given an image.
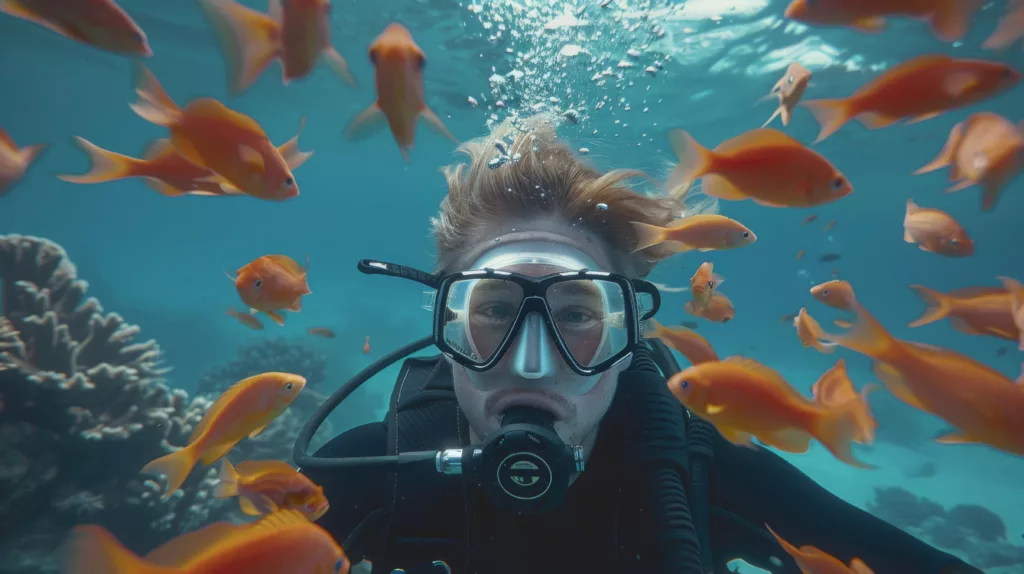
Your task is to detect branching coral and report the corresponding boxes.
[867,486,1024,571]
[0,235,229,566]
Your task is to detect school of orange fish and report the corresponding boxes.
[1,0,1021,573]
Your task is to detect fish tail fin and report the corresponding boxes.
[914,122,963,175]
[983,0,1024,50]
[17,142,46,167]
[760,106,782,128]
[198,0,280,95]
[821,303,897,362]
[140,443,200,499]
[213,459,239,499]
[323,46,357,87]
[800,98,853,143]
[59,137,141,184]
[930,0,983,42]
[813,402,877,469]
[628,221,669,252]
[130,63,182,126]
[666,129,714,199]
[65,525,173,574]
[907,285,954,328]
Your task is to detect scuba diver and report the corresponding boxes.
[294,116,983,574]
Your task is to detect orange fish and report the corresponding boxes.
[824,220,836,232]
[796,249,805,261]
[984,0,1024,51]
[198,0,356,95]
[141,372,305,497]
[0,128,45,197]
[667,356,875,468]
[758,62,813,127]
[1001,277,1024,350]
[783,0,981,42]
[908,282,1019,342]
[362,335,371,355]
[795,308,837,354]
[232,255,311,326]
[346,23,456,161]
[630,214,757,254]
[811,280,857,311]
[65,509,349,574]
[667,128,853,208]
[216,459,330,521]
[308,327,336,338]
[643,318,719,365]
[60,128,312,197]
[689,262,725,307]
[226,309,264,330]
[813,302,1024,456]
[802,214,818,225]
[810,359,879,444]
[685,291,736,323]
[767,524,876,574]
[800,54,1019,143]
[130,64,299,201]
[1,0,151,56]
[903,198,974,257]
[914,112,1024,212]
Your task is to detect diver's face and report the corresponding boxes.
[450,260,627,456]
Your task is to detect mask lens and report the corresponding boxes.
[442,278,525,365]
[546,279,627,368]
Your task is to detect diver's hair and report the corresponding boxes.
[432,113,716,278]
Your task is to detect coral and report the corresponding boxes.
[0,235,229,562]
[867,486,1024,571]
[197,339,333,462]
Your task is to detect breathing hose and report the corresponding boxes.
[614,341,705,574]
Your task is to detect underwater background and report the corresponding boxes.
[0,0,1022,572]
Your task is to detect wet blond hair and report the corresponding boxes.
[432,114,714,277]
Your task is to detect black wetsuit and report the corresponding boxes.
[305,358,980,574]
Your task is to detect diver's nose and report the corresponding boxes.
[511,312,556,379]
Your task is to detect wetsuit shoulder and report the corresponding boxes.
[708,432,980,573]
[303,421,389,562]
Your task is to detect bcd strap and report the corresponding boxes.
[378,355,467,573]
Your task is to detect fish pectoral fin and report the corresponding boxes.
[758,428,812,454]
[942,73,980,98]
[752,198,789,208]
[717,426,755,447]
[419,107,457,142]
[238,496,264,516]
[238,144,265,172]
[906,112,941,125]
[705,404,727,415]
[935,430,979,445]
[322,46,357,87]
[903,227,915,243]
[143,177,189,197]
[248,424,268,438]
[258,493,280,513]
[944,179,975,193]
[849,16,886,33]
[345,104,386,141]
[286,297,302,312]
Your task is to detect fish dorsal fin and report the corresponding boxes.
[145,521,243,567]
[948,286,1009,300]
[250,509,311,534]
[811,359,855,406]
[905,198,920,214]
[263,254,305,276]
[723,356,787,386]
[186,98,266,136]
[236,459,297,477]
[141,138,176,161]
[716,128,803,155]
[0,128,15,151]
[189,379,250,442]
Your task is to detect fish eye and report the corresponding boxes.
[742,231,750,238]
[679,380,689,389]
[368,49,379,65]
[821,289,829,296]
[285,382,294,390]
[788,75,795,84]
[831,176,844,190]
[254,279,263,289]
[284,177,293,187]
[707,281,714,288]
[416,52,427,70]
[334,558,346,573]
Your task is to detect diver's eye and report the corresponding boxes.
[821,289,829,296]
[284,177,294,187]
[254,279,263,289]
[831,177,845,190]
[285,382,294,390]
[334,558,346,573]
[742,231,750,238]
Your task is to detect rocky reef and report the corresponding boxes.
[867,486,1024,572]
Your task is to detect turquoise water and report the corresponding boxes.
[1,0,1022,572]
